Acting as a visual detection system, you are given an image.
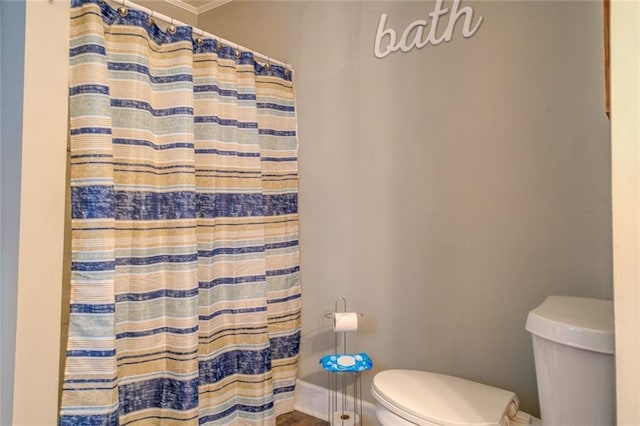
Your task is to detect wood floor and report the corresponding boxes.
[276,410,329,426]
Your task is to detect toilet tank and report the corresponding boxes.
[525,296,615,426]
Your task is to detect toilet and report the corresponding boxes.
[372,296,615,426]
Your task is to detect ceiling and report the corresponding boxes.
[163,0,231,15]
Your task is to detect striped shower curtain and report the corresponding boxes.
[61,0,300,424]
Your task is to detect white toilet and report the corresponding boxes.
[372,296,615,426]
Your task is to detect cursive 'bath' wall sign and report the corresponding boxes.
[374,0,484,59]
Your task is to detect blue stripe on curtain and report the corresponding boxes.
[115,253,198,266]
[69,84,110,95]
[69,43,107,57]
[264,193,298,216]
[267,266,300,276]
[194,148,260,157]
[258,129,297,137]
[70,304,116,314]
[274,385,296,395]
[62,0,300,423]
[265,240,299,250]
[199,274,267,289]
[199,348,272,384]
[119,377,200,413]
[69,127,112,135]
[112,138,195,150]
[115,191,197,220]
[193,116,259,128]
[60,413,119,426]
[67,350,117,357]
[110,99,194,117]
[193,84,257,101]
[268,294,302,305]
[199,325,268,343]
[199,306,268,322]
[197,245,266,257]
[71,260,116,272]
[116,326,199,339]
[270,332,301,360]
[72,189,297,219]
[118,349,199,362]
[64,378,117,384]
[261,156,298,162]
[71,186,115,218]
[199,402,274,425]
[107,62,193,84]
[115,288,199,302]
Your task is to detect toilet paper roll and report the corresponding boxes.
[333,312,358,332]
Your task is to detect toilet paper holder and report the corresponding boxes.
[321,298,369,425]
[324,297,363,354]
[324,296,364,319]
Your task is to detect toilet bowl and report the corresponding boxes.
[372,296,615,426]
[372,369,539,426]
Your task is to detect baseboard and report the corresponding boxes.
[293,379,380,425]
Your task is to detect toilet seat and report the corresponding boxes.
[372,369,520,426]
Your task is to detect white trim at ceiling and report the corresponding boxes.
[163,0,232,15]
[197,0,232,14]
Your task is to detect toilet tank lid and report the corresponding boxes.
[525,296,614,354]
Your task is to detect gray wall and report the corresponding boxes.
[202,0,613,415]
[0,1,25,424]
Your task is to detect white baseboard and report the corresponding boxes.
[293,379,380,425]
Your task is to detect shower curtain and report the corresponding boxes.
[61,1,300,424]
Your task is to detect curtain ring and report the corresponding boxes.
[167,18,176,35]
[117,0,128,15]
[264,58,271,71]
[195,28,204,46]
[216,39,222,53]
[146,10,154,27]
[235,45,241,60]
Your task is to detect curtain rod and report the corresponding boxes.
[104,0,292,70]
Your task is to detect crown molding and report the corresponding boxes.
[196,0,232,14]
[163,0,199,14]
[162,0,231,15]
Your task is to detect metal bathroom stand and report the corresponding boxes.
[320,298,372,426]
[326,369,364,426]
